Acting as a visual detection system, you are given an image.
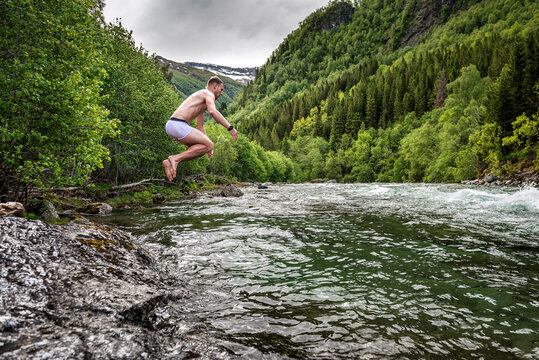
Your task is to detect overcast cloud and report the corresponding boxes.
[103,0,329,67]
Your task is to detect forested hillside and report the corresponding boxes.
[228,0,538,183]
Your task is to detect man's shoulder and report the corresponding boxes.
[200,89,215,101]
[186,89,211,101]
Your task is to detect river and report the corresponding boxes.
[97,183,539,359]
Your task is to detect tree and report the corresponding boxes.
[97,22,180,184]
[434,70,448,108]
[0,0,118,200]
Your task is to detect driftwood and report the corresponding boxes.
[54,178,165,192]
[110,178,165,190]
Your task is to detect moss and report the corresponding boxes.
[76,236,116,252]
[25,212,71,225]
[120,241,134,250]
[48,217,71,225]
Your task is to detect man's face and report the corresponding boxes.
[214,83,224,99]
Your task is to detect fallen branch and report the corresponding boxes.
[110,178,165,190]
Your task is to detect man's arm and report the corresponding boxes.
[205,93,238,141]
[196,112,213,158]
[196,113,206,135]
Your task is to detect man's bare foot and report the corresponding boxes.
[168,156,177,179]
[163,159,173,181]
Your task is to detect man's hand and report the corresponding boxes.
[207,150,213,159]
[230,128,238,141]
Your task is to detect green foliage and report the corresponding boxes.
[227,0,537,183]
[107,189,152,208]
[472,122,503,171]
[502,112,539,170]
[0,0,119,199]
[96,23,181,184]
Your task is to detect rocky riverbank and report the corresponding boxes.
[461,170,538,187]
[0,216,235,359]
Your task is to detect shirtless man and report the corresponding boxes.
[163,76,238,181]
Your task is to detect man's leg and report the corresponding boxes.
[164,128,213,180]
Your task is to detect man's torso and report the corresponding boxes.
[172,89,213,121]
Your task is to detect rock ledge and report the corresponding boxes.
[0,216,234,359]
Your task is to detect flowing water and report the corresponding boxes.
[98,183,539,359]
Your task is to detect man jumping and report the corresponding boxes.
[163,76,238,181]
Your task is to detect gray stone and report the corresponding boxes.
[484,174,497,183]
[42,200,59,220]
[78,202,112,216]
[152,193,165,204]
[217,184,244,197]
[0,216,234,359]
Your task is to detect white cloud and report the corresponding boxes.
[103,0,329,67]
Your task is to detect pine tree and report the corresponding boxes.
[434,70,448,108]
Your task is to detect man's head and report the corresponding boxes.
[207,76,224,99]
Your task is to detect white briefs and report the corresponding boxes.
[165,117,193,141]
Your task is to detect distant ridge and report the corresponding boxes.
[155,55,245,109]
[186,62,257,84]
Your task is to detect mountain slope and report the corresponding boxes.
[155,56,245,112]
[185,62,256,84]
[227,0,538,182]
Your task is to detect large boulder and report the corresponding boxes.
[0,202,24,217]
[78,202,113,216]
[0,217,233,359]
[41,200,59,220]
[216,184,243,197]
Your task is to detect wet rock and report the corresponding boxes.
[0,202,24,217]
[78,202,112,216]
[463,170,538,188]
[484,174,497,183]
[0,217,234,359]
[326,180,337,184]
[152,193,165,203]
[257,184,268,189]
[216,184,244,197]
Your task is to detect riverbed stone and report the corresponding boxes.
[0,216,234,359]
[78,202,112,216]
[484,174,497,183]
[217,184,244,197]
[152,193,165,203]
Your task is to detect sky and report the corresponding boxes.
[103,0,330,68]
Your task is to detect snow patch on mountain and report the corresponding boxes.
[186,62,257,84]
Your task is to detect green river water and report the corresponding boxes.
[98,183,539,359]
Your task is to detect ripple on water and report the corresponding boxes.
[97,184,539,359]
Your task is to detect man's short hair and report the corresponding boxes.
[207,76,223,87]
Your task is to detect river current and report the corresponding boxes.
[99,183,539,359]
